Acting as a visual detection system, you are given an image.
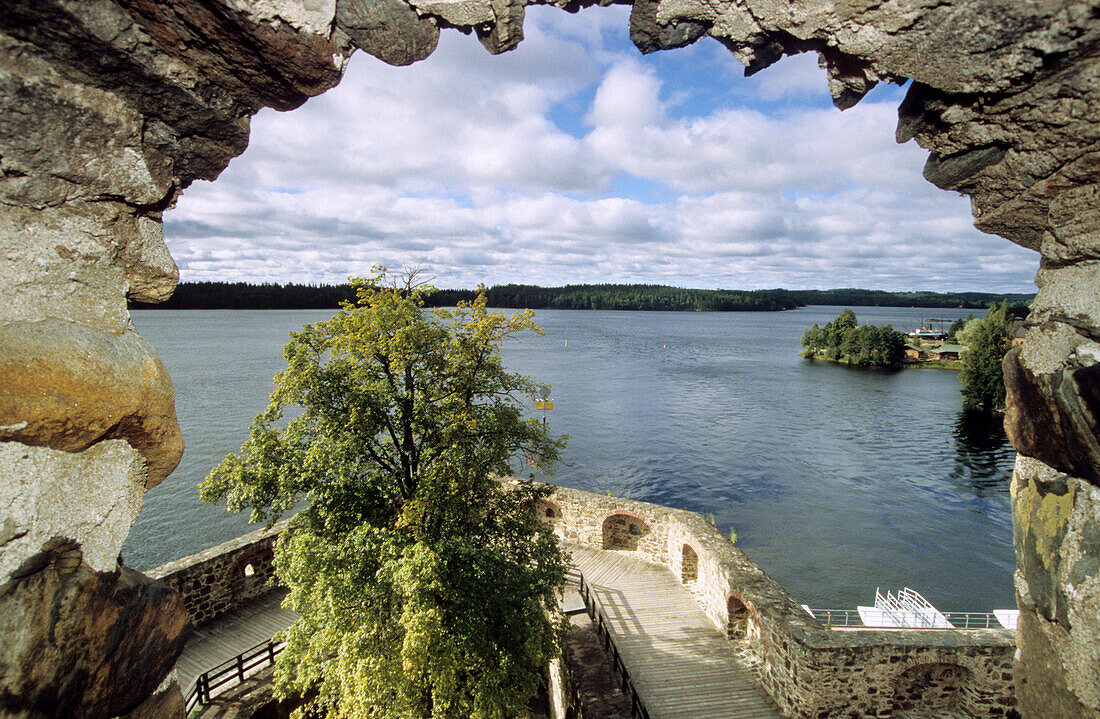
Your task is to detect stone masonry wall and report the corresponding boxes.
[146,484,1015,717]
[150,521,287,628]
[547,485,1017,719]
[546,656,570,719]
[549,490,670,564]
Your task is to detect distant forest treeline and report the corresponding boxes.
[430,284,798,311]
[129,281,1034,312]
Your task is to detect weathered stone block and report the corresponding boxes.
[336,0,439,66]
[0,321,184,487]
[0,541,189,719]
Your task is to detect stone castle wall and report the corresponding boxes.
[149,521,287,628]
[545,485,1017,719]
[149,483,1016,717]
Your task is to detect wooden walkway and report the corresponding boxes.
[174,589,297,693]
[175,550,781,718]
[569,545,783,719]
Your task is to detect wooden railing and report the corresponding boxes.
[184,638,286,713]
[571,570,652,719]
[184,570,650,716]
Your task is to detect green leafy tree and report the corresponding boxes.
[834,308,858,331]
[800,324,825,356]
[801,310,905,366]
[201,271,568,719]
[946,314,975,344]
[840,323,866,360]
[955,316,984,349]
[959,302,1012,412]
[823,308,858,350]
[873,325,906,366]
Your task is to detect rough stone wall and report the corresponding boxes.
[150,521,286,628]
[780,641,1017,719]
[546,656,572,719]
[549,485,1017,719]
[1011,455,1100,717]
[0,0,1097,717]
[548,489,673,565]
[0,1,348,715]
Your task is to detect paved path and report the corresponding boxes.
[174,589,297,693]
[569,545,783,719]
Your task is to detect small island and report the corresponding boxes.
[800,309,908,367]
[799,309,993,369]
[801,304,1027,414]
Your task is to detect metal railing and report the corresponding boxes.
[572,570,651,719]
[806,608,864,628]
[941,612,1010,630]
[873,587,953,628]
[184,638,286,713]
[805,608,1012,630]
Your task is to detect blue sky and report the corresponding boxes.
[164,5,1038,292]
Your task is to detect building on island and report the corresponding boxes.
[930,344,966,361]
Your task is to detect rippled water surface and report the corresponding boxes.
[126,306,1016,611]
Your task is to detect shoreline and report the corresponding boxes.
[800,354,963,371]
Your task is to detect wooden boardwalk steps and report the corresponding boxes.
[568,545,783,719]
[174,589,297,693]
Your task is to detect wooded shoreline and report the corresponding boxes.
[131,281,1034,312]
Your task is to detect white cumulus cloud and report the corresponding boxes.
[164,5,1038,293]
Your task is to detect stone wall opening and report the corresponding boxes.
[727,594,751,641]
[601,513,651,550]
[536,499,562,524]
[891,662,971,716]
[228,545,275,601]
[681,544,698,583]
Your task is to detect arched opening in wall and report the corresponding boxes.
[601,513,651,550]
[891,663,971,716]
[727,594,751,641]
[228,545,275,599]
[535,499,562,524]
[681,544,698,583]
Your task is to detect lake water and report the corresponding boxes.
[125,306,1016,611]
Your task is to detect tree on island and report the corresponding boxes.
[201,271,567,719]
[800,309,905,366]
[945,314,975,343]
[959,301,1014,413]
